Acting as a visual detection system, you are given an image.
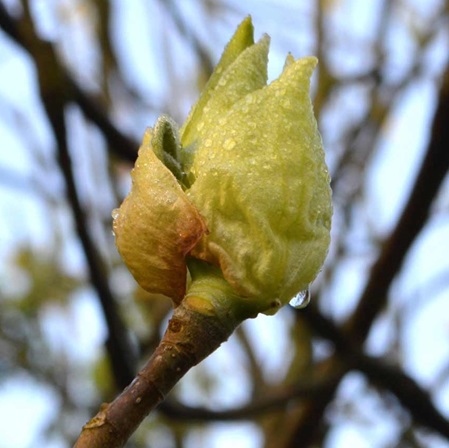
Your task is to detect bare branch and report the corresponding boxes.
[345,61,449,342]
[74,299,243,447]
[0,3,138,164]
[158,373,339,422]
[5,1,136,389]
[303,306,449,440]
[287,58,449,444]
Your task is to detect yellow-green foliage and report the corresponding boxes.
[113,17,332,315]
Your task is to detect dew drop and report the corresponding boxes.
[289,289,311,309]
[111,209,120,221]
[162,192,177,206]
[223,138,236,150]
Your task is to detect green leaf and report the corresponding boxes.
[113,128,207,304]
[151,115,185,185]
[180,16,255,148]
[187,56,332,309]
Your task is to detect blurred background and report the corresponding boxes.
[1,0,449,447]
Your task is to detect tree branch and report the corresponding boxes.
[303,306,449,439]
[345,59,449,342]
[0,3,138,164]
[157,372,339,422]
[287,60,449,445]
[74,297,244,447]
[9,1,136,389]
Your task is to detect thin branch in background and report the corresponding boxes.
[157,372,340,422]
[286,58,449,446]
[0,1,136,389]
[235,325,267,397]
[70,82,138,163]
[161,0,214,79]
[303,305,449,440]
[0,3,138,164]
[345,61,449,343]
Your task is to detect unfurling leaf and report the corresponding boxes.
[112,126,207,305]
[113,16,332,315]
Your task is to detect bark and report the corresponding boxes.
[74,298,243,447]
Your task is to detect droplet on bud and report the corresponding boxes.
[289,289,311,309]
[111,209,120,236]
[111,209,120,221]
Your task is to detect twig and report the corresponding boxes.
[157,373,339,422]
[74,298,244,447]
[303,306,449,440]
[9,1,136,389]
[345,60,449,342]
[287,59,449,445]
[161,0,214,78]
[0,3,138,164]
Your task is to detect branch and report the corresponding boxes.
[70,82,138,163]
[287,59,449,445]
[157,373,339,422]
[161,0,214,78]
[303,306,449,440]
[9,2,136,389]
[0,3,138,164]
[74,298,243,447]
[345,58,449,342]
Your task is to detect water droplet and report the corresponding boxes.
[223,138,236,150]
[162,192,177,206]
[111,209,120,220]
[283,99,291,109]
[289,289,311,309]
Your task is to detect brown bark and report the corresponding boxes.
[74,298,243,447]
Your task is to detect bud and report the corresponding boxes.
[113,17,332,315]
